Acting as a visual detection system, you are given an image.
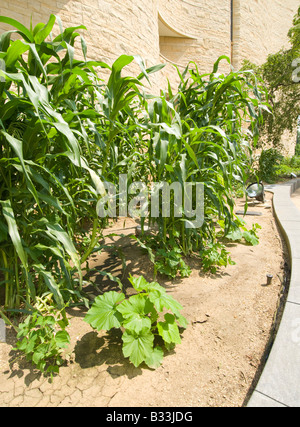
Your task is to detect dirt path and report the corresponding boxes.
[0,192,290,407]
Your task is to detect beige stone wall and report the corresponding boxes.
[158,0,231,70]
[0,0,299,88]
[0,0,299,152]
[233,0,299,69]
[0,0,162,89]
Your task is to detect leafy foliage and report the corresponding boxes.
[226,222,261,247]
[133,57,267,276]
[84,275,188,368]
[0,15,160,309]
[14,305,70,379]
[199,242,235,274]
[0,14,269,375]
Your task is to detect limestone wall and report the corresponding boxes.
[0,0,161,88]
[0,0,299,151]
[232,0,299,69]
[1,0,298,89]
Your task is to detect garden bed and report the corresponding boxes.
[0,192,289,407]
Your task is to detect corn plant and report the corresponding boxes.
[0,14,271,377]
[132,57,269,275]
[0,15,162,310]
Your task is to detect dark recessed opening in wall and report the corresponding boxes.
[158,12,196,66]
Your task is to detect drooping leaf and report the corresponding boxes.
[0,16,34,42]
[0,199,27,268]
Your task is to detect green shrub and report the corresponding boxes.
[258,148,284,182]
[14,307,70,379]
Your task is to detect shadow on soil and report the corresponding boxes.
[4,327,44,386]
[74,329,144,379]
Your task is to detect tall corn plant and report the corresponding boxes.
[0,15,160,309]
[135,57,269,271]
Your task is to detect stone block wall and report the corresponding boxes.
[232,0,298,69]
[0,0,299,149]
[1,0,298,87]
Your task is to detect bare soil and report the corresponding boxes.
[0,191,290,407]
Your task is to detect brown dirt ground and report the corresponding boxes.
[0,191,291,407]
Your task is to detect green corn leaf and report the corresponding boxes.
[33,14,56,44]
[0,30,14,52]
[0,16,34,43]
[80,35,87,61]
[26,42,48,80]
[84,291,125,331]
[53,24,87,44]
[109,55,134,81]
[137,63,166,82]
[0,131,39,204]
[33,264,64,308]
[0,98,32,121]
[0,219,8,243]
[0,199,27,268]
[51,122,81,165]
[4,39,29,67]
[45,223,82,285]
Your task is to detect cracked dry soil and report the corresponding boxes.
[0,192,290,407]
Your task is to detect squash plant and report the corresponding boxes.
[84,275,188,368]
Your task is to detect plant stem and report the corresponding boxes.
[14,253,20,308]
[80,218,99,265]
[1,250,10,309]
